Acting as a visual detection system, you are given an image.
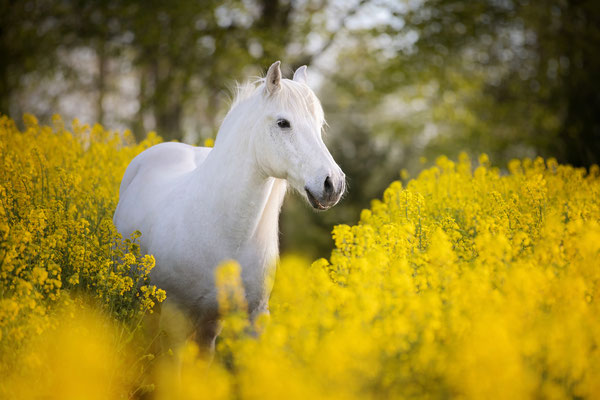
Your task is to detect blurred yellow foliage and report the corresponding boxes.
[3,301,133,399]
[2,114,600,399]
[204,137,215,148]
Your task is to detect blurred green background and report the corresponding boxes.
[3,0,599,258]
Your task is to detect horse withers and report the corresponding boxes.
[113,61,345,351]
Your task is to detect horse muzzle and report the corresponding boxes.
[304,172,345,211]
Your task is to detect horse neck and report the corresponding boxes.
[191,120,286,252]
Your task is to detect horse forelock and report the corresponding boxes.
[230,78,324,125]
[231,78,263,109]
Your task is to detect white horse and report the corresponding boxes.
[113,61,345,350]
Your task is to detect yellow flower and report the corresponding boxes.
[3,112,600,399]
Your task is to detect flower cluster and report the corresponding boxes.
[0,114,165,358]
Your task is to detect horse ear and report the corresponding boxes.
[293,65,308,84]
[265,61,282,95]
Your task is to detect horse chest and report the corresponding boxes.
[151,223,276,314]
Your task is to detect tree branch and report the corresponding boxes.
[295,0,370,68]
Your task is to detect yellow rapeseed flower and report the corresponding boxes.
[2,113,600,399]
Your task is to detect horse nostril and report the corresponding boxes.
[324,176,333,195]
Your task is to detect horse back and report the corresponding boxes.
[119,142,211,196]
[114,142,211,237]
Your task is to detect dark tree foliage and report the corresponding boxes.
[336,0,600,167]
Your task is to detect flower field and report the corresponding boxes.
[1,115,600,399]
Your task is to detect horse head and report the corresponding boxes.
[252,61,345,210]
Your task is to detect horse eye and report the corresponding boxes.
[277,119,291,129]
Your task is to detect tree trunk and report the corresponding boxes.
[133,65,148,142]
[96,40,107,126]
[557,0,600,167]
[150,54,185,142]
[0,63,10,116]
[156,104,183,142]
